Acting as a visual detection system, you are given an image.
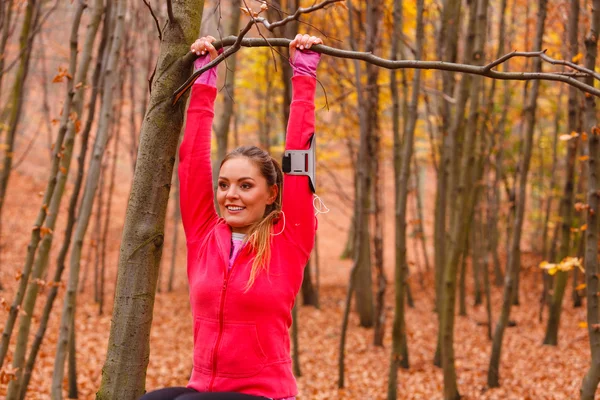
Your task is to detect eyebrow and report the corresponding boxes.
[218,177,256,182]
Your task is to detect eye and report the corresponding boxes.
[241,183,252,190]
[218,182,229,190]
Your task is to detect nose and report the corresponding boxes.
[225,185,240,200]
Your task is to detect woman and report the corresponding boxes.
[140,33,322,400]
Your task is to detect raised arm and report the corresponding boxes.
[178,37,220,243]
[281,35,322,257]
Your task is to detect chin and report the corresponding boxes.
[225,218,251,232]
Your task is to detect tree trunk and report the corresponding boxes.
[168,139,182,293]
[373,112,386,347]
[488,0,548,387]
[96,1,205,397]
[435,0,476,368]
[67,313,78,399]
[388,0,423,396]
[13,3,104,396]
[338,260,359,388]
[413,156,431,273]
[0,0,15,100]
[580,0,600,395]
[53,0,125,398]
[6,3,90,394]
[434,0,463,324]
[99,99,122,315]
[543,0,580,346]
[539,84,564,322]
[440,0,488,397]
[0,0,46,368]
[348,1,376,328]
[291,301,301,377]
[301,256,318,307]
[0,0,40,223]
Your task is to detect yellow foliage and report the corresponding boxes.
[539,257,583,275]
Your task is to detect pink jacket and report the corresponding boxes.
[178,76,317,398]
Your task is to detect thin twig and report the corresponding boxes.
[142,0,162,41]
[540,52,600,80]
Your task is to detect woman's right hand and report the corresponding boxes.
[190,36,219,61]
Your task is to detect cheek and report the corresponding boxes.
[216,191,226,206]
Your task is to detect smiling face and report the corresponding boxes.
[217,157,278,234]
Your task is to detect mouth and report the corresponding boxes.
[226,205,245,213]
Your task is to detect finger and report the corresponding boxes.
[300,34,310,49]
[291,33,302,48]
[206,43,218,60]
[207,35,216,43]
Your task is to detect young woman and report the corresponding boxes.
[139,33,322,400]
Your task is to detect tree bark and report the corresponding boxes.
[5,0,87,388]
[488,0,548,388]
[387,0,423,397]
[96,0,205,397]
[435,0,477,367]
[543,0,580,346]
[347,1,376,328]
[0,0,40,223]
[440,0,488,397]
[580,0,600,397]
[52,0,125,398]
[11,2,104,397]
[434,0,463,323]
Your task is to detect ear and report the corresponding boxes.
[266,184,279,205]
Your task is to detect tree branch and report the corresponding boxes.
[166,0,174,23]
[173,37,600,104]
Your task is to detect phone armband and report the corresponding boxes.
[282,135,316,193]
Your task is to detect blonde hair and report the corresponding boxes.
[220,146,283,290]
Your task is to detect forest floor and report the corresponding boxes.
[0,156,594,399]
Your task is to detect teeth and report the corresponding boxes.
[227,206,244,211]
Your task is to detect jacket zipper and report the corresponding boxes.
[209,245,242,391]
[208,271,229,391]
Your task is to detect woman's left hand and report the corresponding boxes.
[289,34,323,61]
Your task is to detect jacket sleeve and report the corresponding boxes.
[281,76,317,259]
[178,84,219,244]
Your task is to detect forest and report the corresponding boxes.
[0,0,599,398]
